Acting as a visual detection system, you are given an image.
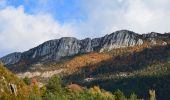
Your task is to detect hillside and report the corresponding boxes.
[0,63,30,99]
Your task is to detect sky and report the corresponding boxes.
[0,0,170,57]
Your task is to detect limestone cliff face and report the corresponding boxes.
[21,37,93,62]
[99,30,143,52]
[0,30,146,65]
[0,52,21,65]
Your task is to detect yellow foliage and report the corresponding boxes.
[149,89,156,100]
[89,86,102,94]
[0,63,31,99]
[89,85,115,99]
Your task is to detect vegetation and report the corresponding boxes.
[0,63,31,99]
[2,41,170,99]
[0,62,159,99]
[62,44,170,99]
[23,77,31,85]
[39,76,134,100]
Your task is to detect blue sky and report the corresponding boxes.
[0,0,170,57]
[4,0,85,23]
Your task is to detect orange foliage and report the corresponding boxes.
[63,52,111,75]
[67,84,83,92]
[31,79,40,96]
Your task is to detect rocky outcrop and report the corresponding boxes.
[17,69,63,78]
[9,83,17,96]
[4,30,168,66]
[99,30,143,52]
[142,32,170,38]
[22,37,94,62]
[0,52,21,65]
[0,76,18,96]
[142,32,170,45]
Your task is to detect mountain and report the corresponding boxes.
[1,29,170,99]
[0,30,146,66]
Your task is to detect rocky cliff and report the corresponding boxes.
[0,52,21,65]
[1,30,169,65]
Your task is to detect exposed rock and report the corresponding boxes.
[0,52,21,65]
[0,88,4,92]
[41,69,63,78]
[150,38,157,45]
[99,30,143,52]
[20,37,94,62]
[162,41,167,45]
[142,32,161,38]
[4,29,170,68]
[84,77,94,82]
[9,83,17,96]
[17,72,41,78]
[142,32,170,39]
[0,76,17,96]
[17,69,63,78]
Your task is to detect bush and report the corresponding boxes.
[43,91,67,100]
[114,89,126,100]
[44,75,68,100]
[23,77,31,85]
[149,90,156,100]
[29,92,42,100]
[43,92,55,100]
[46,75,63,95]
[130,93,137,100]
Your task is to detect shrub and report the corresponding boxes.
[149,89,156,100]
[43,92,57,100]
[46,75,63,95]
[130,93,137,100]
[23,77,31,85]
[29,92,42,100]
[114,89,126,100]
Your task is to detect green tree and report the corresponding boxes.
[32,84,40,96]
[23,77,31,85]
[44,75,68,100]
[46,75,63,95]
[29,92,42,100]
[130,93,137,100]
[114,89,126,100]
[43,92,56,100]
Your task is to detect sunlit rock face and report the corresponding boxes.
[99,30,143,52]
[16,31,168,64]
[5,30,170,66]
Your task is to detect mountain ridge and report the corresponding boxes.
[0,30,169,66]
[1,30,170,99]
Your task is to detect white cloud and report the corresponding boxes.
[76,0,170,35]
[0,6,76,57]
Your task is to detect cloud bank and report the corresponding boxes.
[77,0,170,36]
[0,6,76,57]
